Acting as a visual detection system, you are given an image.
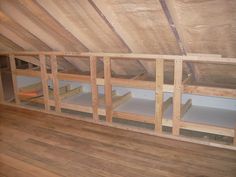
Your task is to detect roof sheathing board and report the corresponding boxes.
[174,0,236,58]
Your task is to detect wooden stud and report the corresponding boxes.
[9,54,20,104]
[0,71,4,102]
[90,56,99,121]
[172,59,183,135]
[39,54,50,111]
[104,56,112,122]
[234,126,236,146]
[50,55,61,112]
[155,59,164,133]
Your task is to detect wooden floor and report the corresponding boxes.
[0,105,236,177]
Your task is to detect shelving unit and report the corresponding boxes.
[0,51,236,148]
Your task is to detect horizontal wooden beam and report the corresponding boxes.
[180,121,234,137]
[184,85,236,99]
[57,73,90,83]
[10,69,236,99]
[1,51,236,63]
[112,111,155,124]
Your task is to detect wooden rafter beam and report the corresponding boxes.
[88,0,132,52]
[159,0,196,80]
[159,0,186,54]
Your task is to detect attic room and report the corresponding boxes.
[0,0,236,176]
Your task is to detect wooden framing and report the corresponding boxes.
[0,71,4,102]
[9,54,20,104]
[39,54,50,111]
[2,51,236,148]
[155,59,164,133]
[90,56,99,121]
[50,55,61,112]
[172,59,183,135]
[104,56,112,122]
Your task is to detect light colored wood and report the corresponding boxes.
[104,56,112,122]
[14,69,43,78]
[113,111,155,124]
[234,127,236,146]
[172,59,183,135]
[181,99,192,118]
[184,85,236,99]
[50,55,61,112]
[180,121,234,137]
[0,71,4,102]
[9,54,20,104]
[1,51,236,63]
[57,73,90,83]
[155,59,164,133]
[90,56,99,121]
[39,54,50,111]
[112,92,132,109]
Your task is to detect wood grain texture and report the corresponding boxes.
[0,104,236,177]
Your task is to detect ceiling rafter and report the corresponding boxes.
[88,0,132,53]
[0,11,51,51]
[159,0,197,81]
[87,0,155,77]
[0,34,24,51]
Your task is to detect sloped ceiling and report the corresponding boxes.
[0,0,236,87]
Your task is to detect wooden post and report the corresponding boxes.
[0,70,4,102]
[90,56,99,121]
[172,59,183,135]
[9,54,20,104]
[155,59,164,133]
[234,126,236,146]
[50,55,61,112]
[104,56,112,122]
[39,54,50,111]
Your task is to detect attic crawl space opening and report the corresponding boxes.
[0,0,236,148]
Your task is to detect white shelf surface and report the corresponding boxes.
[62,92,105,109]
[114,97,236,129]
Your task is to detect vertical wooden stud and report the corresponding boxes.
[172,59,183,135]
[9,54,20,104]
[50,55,61,112]
[104,56,112,122]
[0,70,4,102]
[234,127,236,146]
[155,59,164,133]
[90,56,99,121]
[39,54,50,111]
